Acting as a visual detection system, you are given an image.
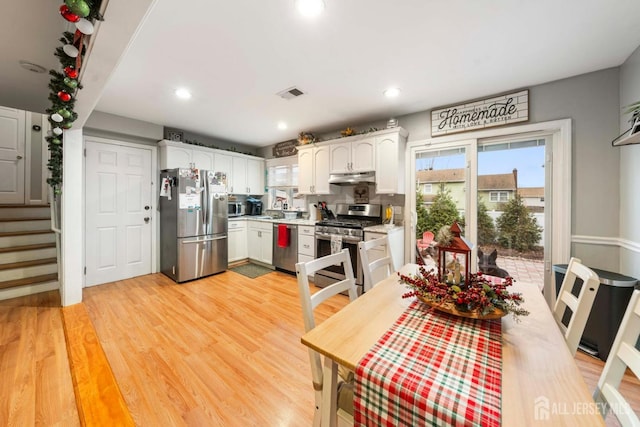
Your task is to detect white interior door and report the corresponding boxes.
[85,140,152,286]
[0,107,25,204]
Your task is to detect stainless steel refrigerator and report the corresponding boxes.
[159,168,228,282]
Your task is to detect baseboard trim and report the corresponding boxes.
[0,280,59,301]
[572,235,640,254]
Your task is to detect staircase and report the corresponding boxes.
[0,205,59,300]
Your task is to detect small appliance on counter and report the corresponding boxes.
[228,201,244,217]
[246,197,263,216]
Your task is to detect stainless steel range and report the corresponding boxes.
[314,203,382,294]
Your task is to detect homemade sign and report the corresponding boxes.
[431,90,528,137]
[273,140,298,158]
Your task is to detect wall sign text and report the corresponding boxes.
[431,90,528,137]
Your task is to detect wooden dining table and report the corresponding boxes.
[301,263,606,427]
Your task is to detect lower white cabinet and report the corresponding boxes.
[298,225,315,276]
[363,228,405,290]
[228,221,248,263]
[247,220,273,264]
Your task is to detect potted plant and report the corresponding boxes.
[626,101,640,124]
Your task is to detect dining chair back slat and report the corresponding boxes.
[359,236,395,293]
[594,289,640,427]
[552,257,600,356]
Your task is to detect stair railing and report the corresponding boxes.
[49,187,62,287]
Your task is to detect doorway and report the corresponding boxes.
[84,138,154,286]
[407,119,571,306]
[0,107,25,204]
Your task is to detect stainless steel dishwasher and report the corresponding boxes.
[273,223,298,273]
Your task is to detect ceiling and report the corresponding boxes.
[6,1,640,147]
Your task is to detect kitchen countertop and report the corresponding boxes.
[230,217,406,230]
[228,216,316,226]
[363,224,404,234]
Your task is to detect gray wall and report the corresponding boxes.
[29,112,43,201]
[84,110,164,145]
[619,45,640,278]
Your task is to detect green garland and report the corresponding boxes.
[46,1,103,194]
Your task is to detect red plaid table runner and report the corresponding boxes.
[354,300,502,426]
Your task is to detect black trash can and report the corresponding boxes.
[553,264,638,361]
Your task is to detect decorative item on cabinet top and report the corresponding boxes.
[612,101,640,146]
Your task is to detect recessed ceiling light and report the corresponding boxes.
[383,87,401,98]
[277,122,288,130]
[295,0,325,17]
[175,88,192,100]
[19,60,46,74]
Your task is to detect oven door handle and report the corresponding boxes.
[315,234,361,244]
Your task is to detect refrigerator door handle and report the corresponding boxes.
[181,236,227,244]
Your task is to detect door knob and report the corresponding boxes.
[16,155,23,160]
[144,205,150,210]
[144,217,150,223]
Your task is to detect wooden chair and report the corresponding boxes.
[358,236,395,293]
[593,289,640,427]
[552,257,601,356]
[295,248,357,427]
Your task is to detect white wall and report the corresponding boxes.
[619,45,640,278]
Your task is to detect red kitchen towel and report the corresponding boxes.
[354,300,502,427]
[277,224,289,248]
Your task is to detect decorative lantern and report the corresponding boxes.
[437,222,473,286]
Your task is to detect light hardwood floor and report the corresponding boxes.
[2,271,639,426]
[0,291,79,426]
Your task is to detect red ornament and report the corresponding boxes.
[64,66,79,79]
[59,5,80,23]
[58,91,72,102]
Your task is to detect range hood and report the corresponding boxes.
[328,171,375,185]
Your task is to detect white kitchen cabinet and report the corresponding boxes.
[246,157,264,195]
[214,152,264,195]
[159,140,213,170]
[232,156,248,194]
[329,138,375,173]
[298,225,315,277]
[214,152,233,190]
[375,128,408,194]
[228,220,248,263]
[247,220,273,264]
[298,145,331,194]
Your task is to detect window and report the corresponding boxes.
[490,191,509,202]
[422,183,432,194]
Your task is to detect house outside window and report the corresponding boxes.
[422,183,432,194]
[490,191,509,202]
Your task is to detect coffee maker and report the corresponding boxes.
[246,197,263,216]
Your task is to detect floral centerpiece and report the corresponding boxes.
[399,265,529,320]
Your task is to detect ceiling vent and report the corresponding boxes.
[277,86,306,100]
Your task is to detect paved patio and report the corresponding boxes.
[496,256,545,285]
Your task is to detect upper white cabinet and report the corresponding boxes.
[159,140,264,195]
[159,141,214,170]
[375,128,408,194]
[329,138,375,173]
[298,145,332,194]
[217,152,264,195]
[214,152,233,188]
